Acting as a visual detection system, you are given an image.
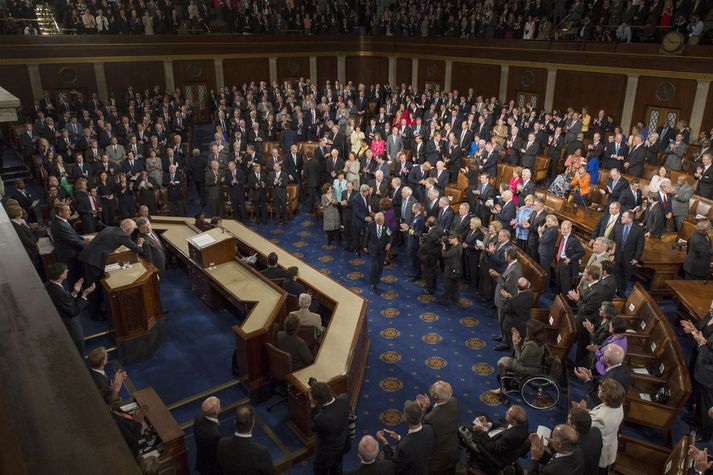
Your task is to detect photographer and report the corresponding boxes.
[438,233,463,307]
[417,216,444,296]
[310,381,351,475]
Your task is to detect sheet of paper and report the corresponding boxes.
[487,427,506,438]
[632,367,649,375]
[191,234,216,248]
[639,393,651,401]
[104,263,121,273]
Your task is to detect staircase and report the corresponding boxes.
[33,3,61,35]
[1,149,32,185]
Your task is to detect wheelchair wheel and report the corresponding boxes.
[520,375,559,410]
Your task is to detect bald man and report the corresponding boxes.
[470,405,529,471]
[193,397,222,475]
[529,423,584,474]
[345,435,394,474]
[416,381,460,475]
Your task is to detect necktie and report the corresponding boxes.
[623,224,631,243]
[377,225,382,239]
[557,236,566,262]
[150,232,161,248]
[662,194,667,206]
[604,216,616,238]
[402,199,407,217]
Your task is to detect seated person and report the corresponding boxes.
[589,316,627,376]
[288,293,325,341]
[87,346,126,404]
[260,251,289,280]
[283,266,321,312]
[468,405,529,472]
[209,216,223,228]
[492,320,546,395]
[194,212,210,231]
[276,315,314,370]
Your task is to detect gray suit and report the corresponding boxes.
[494,260,522,336]
[663,141,687,170]
[386,135,403,161]
[139,231,166,271]
[672,182,694,230]
[106,144,126,163]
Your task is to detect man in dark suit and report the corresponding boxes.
[364,212,391,292]
[205,160,225,219]
[304,155,322,213]
[414,381,460,475]
[555,220,585,296]
[164,164,186,217]
[643,193,666,238]
[569,265,607,366]
[618,178,643,213]
[516,169,535,205]
[87,346,126,404]
[613,210,645,297]
[136,217,165,272]
[269,162,289,224]
[436,197,455,230]
[78,219,144,320]
[624,135,646,177]
[695,153,713,199]
[50,203,87,282]
[11,179,38,223]
[346,436,394,475]
[222,161,244,221]
[352,185,372,256]
[493,190,517,233]
[285,144,304,187]
[193,396,222,475]
[449,203,472,237]
[501,278,534,348]
[217,405,274,475]
[528,424,584,474]
[520,133,540,169]
[310,382,351,475]
[260,252,289,281]
[479,141,498,178]
[378,400,435,475]
[599,168,628,205]
[575,343,631,406]
[547,128,565,178]
[471,172,495,226]
[470,405,530,471]
[526,198,547,262]
[567,408,602,475]
[683,220,713,279]
[603,134,628,170]
[590,201,622,242]
[44,262,95,354]
[276,315,314,370]
[247,163,268,225]
[9,206,39,269]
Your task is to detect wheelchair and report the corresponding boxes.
[496,351,562,410]
[458,424,530,475]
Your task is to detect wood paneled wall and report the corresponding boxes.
[316,56,337,84]
[345,56,388,86]
[632,76,697,126]
[222,58,268,88]
[38,63,97,103]
[396,58,411,86]
[451,63,501,99]
[553,71,627,122]
[703,88,713,137]
[0,65,33,106]
[105,61,165,99]
[506,66,547,105]
[418,59,445,90]
[276,57,310,83]
[173,60,216,91]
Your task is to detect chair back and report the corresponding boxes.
[297,325,317,348]
[265,342,292,382]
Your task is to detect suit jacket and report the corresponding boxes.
[613,222,645,263]
[364,221,391,255]
[216,436,274,475]
[672,183,694,216]
[473,422,529,469]
[89,368,115,404]
[193,414,222,475]
[556,234,585,277]
[50,217,86,264]
[423,398,460,472]
[527,209,548,254]
[589,403,624,467]
[449,213,471,237]
[44,281,86,320]
[139,232,166,271]
[311,394,351,461]
[605,177,629,204]
[494,200,516,232]
[618,187,642,213]
[625,143,646,176]
[495,261,523,309]
[697,164,713,199]
[78,226,141,270]
[528,449,584,475]
[12,220,38,261]
[684,230,713,277]
[247,172,268,202]
[345,460,395,475]
[517,180,535,205]
[383,425,435,475]
[436,206,455,230]
[585,364,632,405]
[276,331,313,370]
[503,290,533,329]
[591,212,621,240]
[644,202,666,238]
[521,141,539,168]
[577,281,607,323]
[579,427,604,475]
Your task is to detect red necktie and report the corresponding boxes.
[557,236,565,262]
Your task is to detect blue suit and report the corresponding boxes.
[351,192,371,254]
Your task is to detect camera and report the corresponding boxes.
[308,377,318,387]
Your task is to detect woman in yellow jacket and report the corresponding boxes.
[570,163,591,206]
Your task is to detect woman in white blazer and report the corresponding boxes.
[588,378,626,470]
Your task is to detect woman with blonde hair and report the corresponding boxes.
[349,122,365,156]
[343,152,361,187]
[587,376,625,471]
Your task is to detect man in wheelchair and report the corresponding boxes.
[458,405,530,474]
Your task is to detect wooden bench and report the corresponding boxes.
[514,246,546,304]
[613,434,691,475]
[531,294,576,362]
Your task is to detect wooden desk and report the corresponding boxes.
[666,280,713,322]
[133,387,189,475]
[102,259,164,363]
[151,217,369,447]
[555,206,686,297]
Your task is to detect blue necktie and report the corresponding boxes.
[402,199,407,217]
[623,224,630,243]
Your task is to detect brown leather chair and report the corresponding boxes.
[613,434,691,475]
[533,155,551,183]
[543,193,565,211]
[297,324,318,349]
[625,364,692,444]
[286,184,299,217]
[265,342,292,411]
[300,141,318,160]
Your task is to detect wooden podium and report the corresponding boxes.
[102,258,164,363]
[133,387,189,475]
[187,227,236,268]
